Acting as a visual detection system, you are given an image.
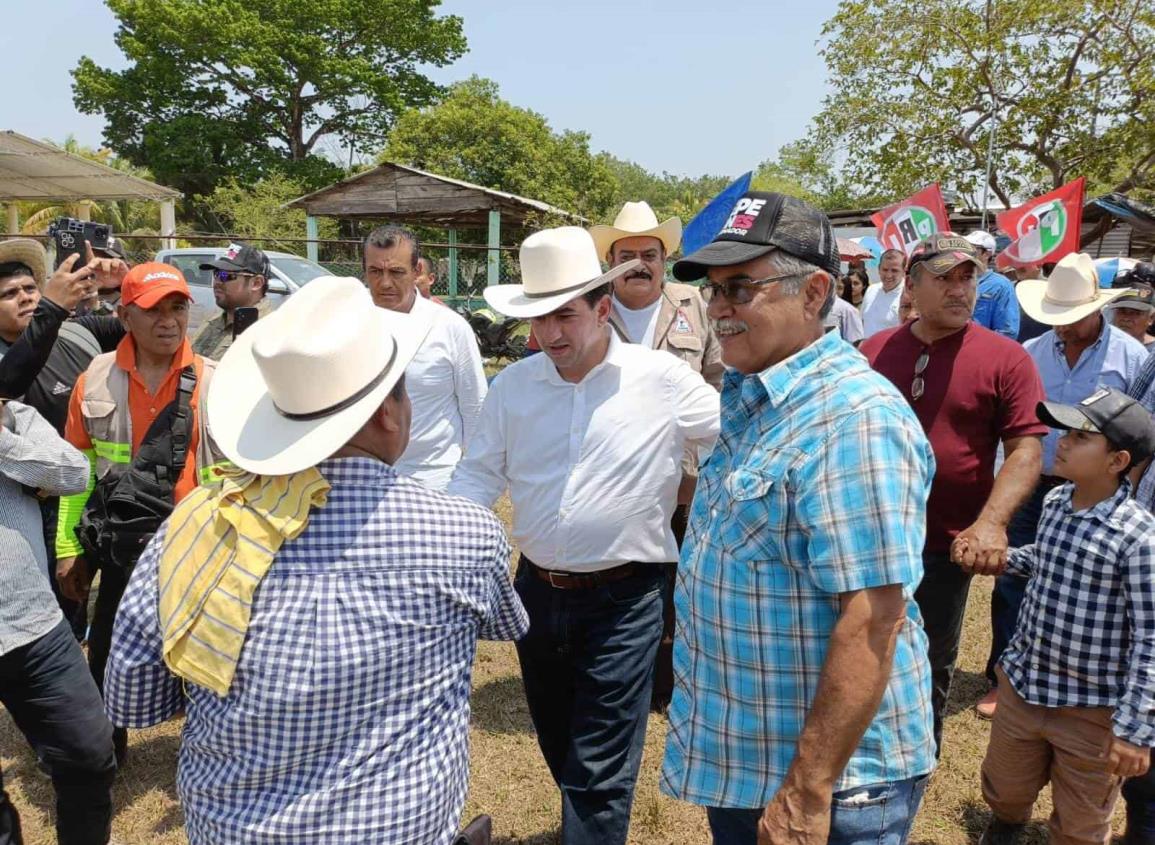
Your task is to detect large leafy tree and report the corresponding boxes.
[808,0,1155,205]
[72,0,466,202]
[380,77,619,223]
[600,157,732,225]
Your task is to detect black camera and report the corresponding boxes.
[48,217,111,269]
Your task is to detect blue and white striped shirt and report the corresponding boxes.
[661,330,936,809]
[106,458,528,845]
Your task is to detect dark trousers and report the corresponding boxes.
[0,619,116,845]
[651,504,689,710]
[514,556,664,845]
[1123,767,1155,844]
[913,552,972,757]
[86,564,129,697]
[986,478,1060,685]
[38,499,85,640]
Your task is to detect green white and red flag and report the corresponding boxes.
[995,177,1085,271]
[871,184,950,257]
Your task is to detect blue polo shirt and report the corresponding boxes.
[1024,317,1148,473]
[973,270,1020,338]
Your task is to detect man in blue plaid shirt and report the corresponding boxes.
[105,278,528,845]
[979,389,1155,845]
[660,191,936,845]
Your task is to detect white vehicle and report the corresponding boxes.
[154,247,333,333]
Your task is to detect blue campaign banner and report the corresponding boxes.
[681,171,753,256]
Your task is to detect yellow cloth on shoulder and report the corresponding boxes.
[158,467,330,696]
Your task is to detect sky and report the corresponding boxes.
[1,0,840,180]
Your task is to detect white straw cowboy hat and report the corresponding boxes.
[484,227,640,320]
[589,201,682,259]
[0,238,48,287]
[1016,252,1131,326]
[207,276,431,475]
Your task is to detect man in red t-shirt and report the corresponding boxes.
[862,233,1047,756]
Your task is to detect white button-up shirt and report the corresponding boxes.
[394,294,488,490]
[449,332,720,572]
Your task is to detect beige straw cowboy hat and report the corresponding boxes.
[0,238,48,286]
[589,201,682,259]
[207,276,431,475]
[1016,252,1131,326]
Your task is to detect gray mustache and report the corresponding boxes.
[712,319,749,334]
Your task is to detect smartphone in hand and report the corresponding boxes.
[233,306,260,339]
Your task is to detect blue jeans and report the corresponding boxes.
[0,619,116,845]
[707,775,929,845]
[986,477,1061,685]
[514,556,664,845]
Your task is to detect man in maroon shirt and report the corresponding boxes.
[862,233,1046,756]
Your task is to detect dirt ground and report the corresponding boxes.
[0,546,1127,844]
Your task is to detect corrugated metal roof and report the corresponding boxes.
[0,131,181,202]
[1082,222,1133,259]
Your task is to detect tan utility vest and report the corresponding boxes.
[80,351,226,486]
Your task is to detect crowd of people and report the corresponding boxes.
[1,189,1155,845]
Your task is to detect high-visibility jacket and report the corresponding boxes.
[56,341,229,559]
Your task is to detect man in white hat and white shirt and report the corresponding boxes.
[449,227,720,845]
[104,277,527,845]
[981,251,1147,718]
[964,230,1020,338]
[362,225,487,490]
[589,201,723,709]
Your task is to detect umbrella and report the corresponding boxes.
[850,236,884,269]
[837,238,872,261]
[1094,256,1138,288]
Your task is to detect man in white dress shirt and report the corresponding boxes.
[450,227,720,845]
[861,248,906,338]
[363,226,487,489]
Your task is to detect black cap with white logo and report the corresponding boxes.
[672,191,840,281]
[200,242,270,277]
[1037,388,1155,462]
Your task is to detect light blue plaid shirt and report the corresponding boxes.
[661,330,936,809]
[105,458,528,845]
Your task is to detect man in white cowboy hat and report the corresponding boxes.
[449,227,720,845]
[589,200,723,709]
[981,251,1148,719]
[105,276,528,845]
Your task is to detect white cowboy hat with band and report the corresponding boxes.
[1016,252,1131,326]
[483,227,640,320]
[588,201,682,259]
[207,276,431,476]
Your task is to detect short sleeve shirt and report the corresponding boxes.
[862,322,1048,552]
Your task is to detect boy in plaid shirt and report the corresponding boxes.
[972,388,1155,845]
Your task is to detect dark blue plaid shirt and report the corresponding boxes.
[1002,480,1155,746]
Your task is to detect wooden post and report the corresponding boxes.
[487,210,501,288]
[447,228,459,300]
[306,215,319,262]
[160,200,177,251]
[6,204,18,235]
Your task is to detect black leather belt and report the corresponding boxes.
[527,560,657,591]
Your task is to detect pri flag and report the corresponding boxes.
[996,177,1085,270]
[871,184,950,256]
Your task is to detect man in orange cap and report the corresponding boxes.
[55,262,228,764]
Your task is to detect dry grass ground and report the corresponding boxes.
[1,515,1128,843]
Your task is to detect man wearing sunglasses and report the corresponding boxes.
[661,191,936,845]
[192,243,272,359]
[861,233,1046,757]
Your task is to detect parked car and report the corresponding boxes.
[154,247,333,334]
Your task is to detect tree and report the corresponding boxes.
[72,0,466,202]
[200,172,338,251]
[808,0,1155,206]
[601,156,731,224]
[380,77,619,223]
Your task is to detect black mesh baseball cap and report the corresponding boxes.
[1037,388,1155,463]
[672,191,840,282]
[200,242,271,277]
